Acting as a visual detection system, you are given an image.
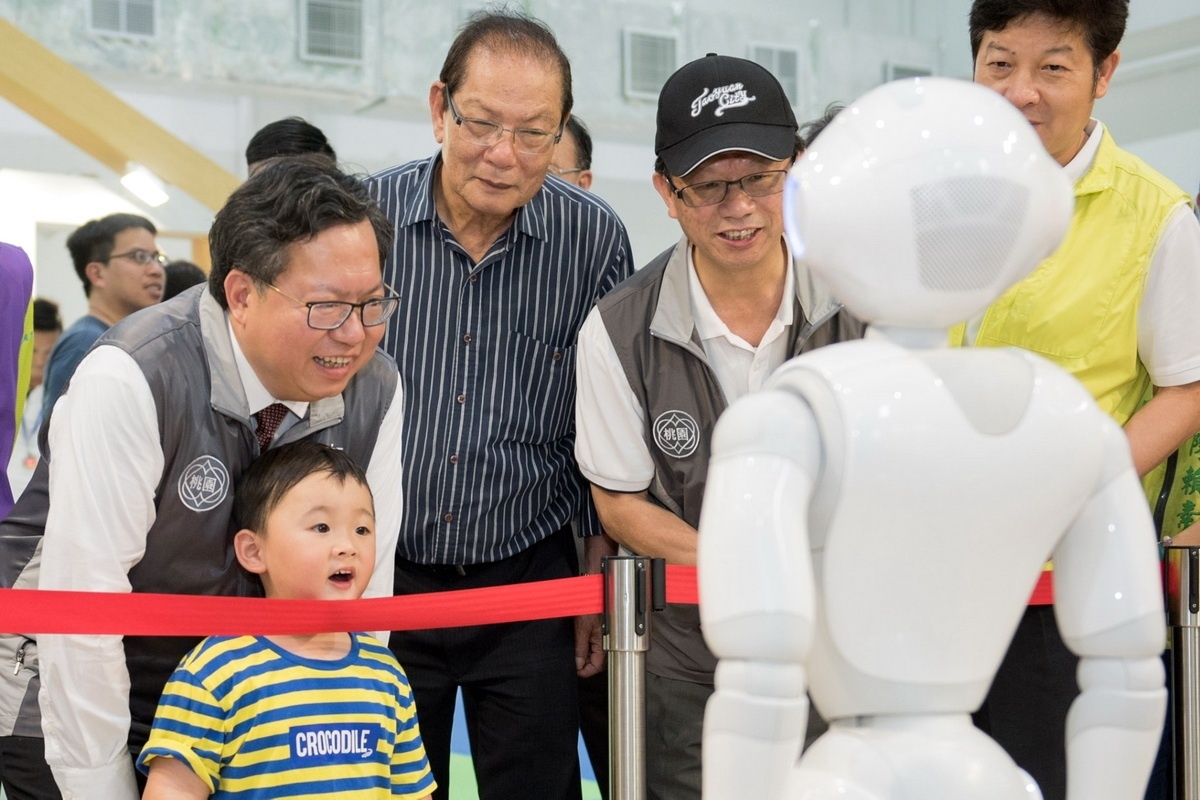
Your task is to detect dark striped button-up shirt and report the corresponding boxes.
[369,154,633,565]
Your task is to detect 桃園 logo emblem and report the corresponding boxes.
[178,455,231,512]
[653,410,701,458]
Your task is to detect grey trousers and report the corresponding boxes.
[644,673,830,800]
[645,673,710,800]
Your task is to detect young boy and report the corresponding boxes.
[137,441,435,799]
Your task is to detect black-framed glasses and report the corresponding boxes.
[667,170,790,208]
[265,282,400,330]
[445,91,563,155]
[105,249,168,267]
[548,165,583,178]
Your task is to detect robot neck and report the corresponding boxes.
[865,325,946,349]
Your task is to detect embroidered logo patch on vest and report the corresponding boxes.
[290,723,381,763]
[177,455,231,512]
[653,410,701,458]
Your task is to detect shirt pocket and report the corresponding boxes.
[499,331,577,444]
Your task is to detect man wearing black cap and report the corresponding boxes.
[574,54,861,800]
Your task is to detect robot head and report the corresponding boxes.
[786,77,1073,329]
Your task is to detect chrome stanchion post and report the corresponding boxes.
[1165,540,1200,800]
[603,556,665,800]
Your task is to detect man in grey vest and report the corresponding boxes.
[574,54,862,800]
[0,157,405,800]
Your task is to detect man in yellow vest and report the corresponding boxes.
[957,2,1200,799]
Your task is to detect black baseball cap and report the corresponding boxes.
[655,53,799,177]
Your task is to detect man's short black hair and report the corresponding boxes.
[563,116,593,171]
[234,440,372,536]
[162,260,207,301]
[245,117,336,171]
[65,213,157,297]
[969,0,1128,76]
[207,156,393,309]
[440,9,573,122]
[32,298,62,333]
[799,104,845,150]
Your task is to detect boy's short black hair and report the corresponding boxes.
[234,440,372,535]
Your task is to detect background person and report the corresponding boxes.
[40,212,165,418]
[549,115,594,190]
[161,260,207,302]
[6,298,62,500]
[139,441,435,800]
[959,2,1200,798]
[799,103,844,146]
[549,109,610,798]
[245,116,337,176]
[574,54,862,800]
[367,10,633,799]
[0,243,37,798]
[0,157,406,800]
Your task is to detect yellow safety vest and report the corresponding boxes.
[950,128,1195,538]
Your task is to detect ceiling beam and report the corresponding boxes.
[0,17,240,212]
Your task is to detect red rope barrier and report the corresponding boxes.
[0,575,607,636]
[0,565,1052,636]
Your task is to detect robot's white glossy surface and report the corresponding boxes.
[698,78,1166,800]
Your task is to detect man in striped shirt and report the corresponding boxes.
[367,10,632,800]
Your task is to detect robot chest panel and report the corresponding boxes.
[805,356,1103,683]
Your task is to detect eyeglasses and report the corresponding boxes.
[548,165,583,178]
[445,92,563,155]
[264,282,400,330]
[105,249,168,267]
[667,170,790,208]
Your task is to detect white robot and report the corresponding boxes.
[697,78,1167,800]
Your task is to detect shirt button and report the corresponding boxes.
[456,394,466,404]
[551,350,563,362]
[449,454,459,464]
[463,333,472,344]
[443,513,454,522]
[469,274,479,284]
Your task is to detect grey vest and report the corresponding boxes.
[598,239,862,683]
[0,287,398,751]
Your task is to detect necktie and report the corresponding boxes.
[254,403,289,451]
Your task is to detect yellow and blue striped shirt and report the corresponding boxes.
[138,633,435,799]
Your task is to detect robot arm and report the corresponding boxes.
[698,388,821,800]
[1053,422,1168,800]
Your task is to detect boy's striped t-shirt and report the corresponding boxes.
[138,632,435,799]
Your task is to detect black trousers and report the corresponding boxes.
[975,604,1171,800]
[390,528,582,800]
[577,670,609,800]
[973,605,1078,800]
[0,736,61,800]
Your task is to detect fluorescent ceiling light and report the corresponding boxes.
[120,163,169,207]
